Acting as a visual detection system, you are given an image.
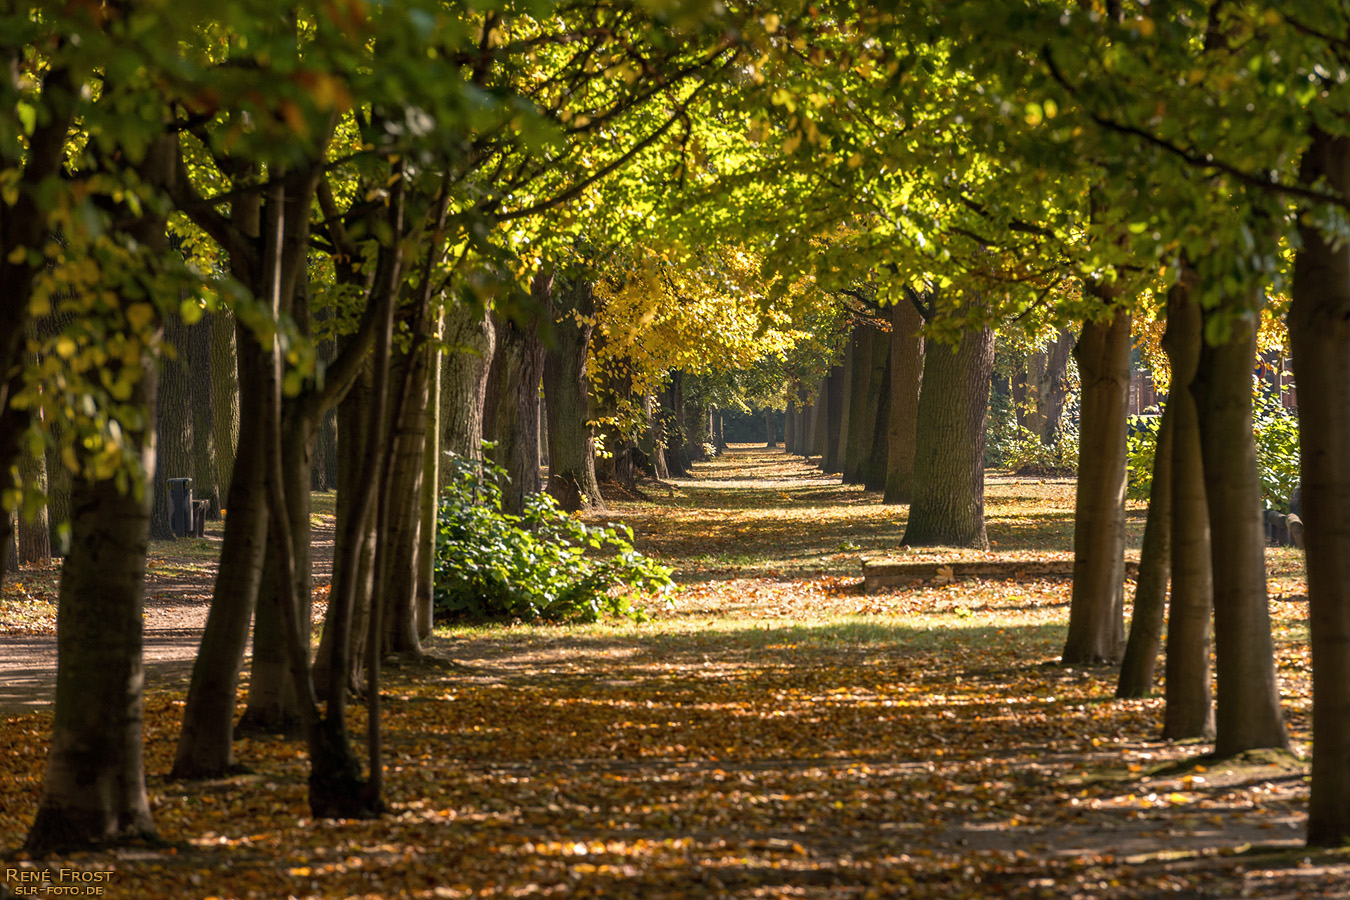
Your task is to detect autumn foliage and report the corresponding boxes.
[0,448,1334,899]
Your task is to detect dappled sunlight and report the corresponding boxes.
[0,446,1325,899]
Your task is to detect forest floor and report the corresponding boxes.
[1,445,1343,899]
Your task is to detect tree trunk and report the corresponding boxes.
[380,323,432,658]
[417,311,442,641]
[45,437,71,556]
[310,322,338,493]
[783,401,796,454]
[842,325,876,484]
[810,374,830,460]
[544,276,603,510]
[25,463,158,853]
[763,407,776,449]
[835,328,859,474]
[210,308,240,499]
[188,315,223,518]
[1163,289,1215,741]
[440,302,495,467]
[150,312,196,540]
[16,447,51,564]
[170,315,270,777]
[1022,327,1076,443]
[315,363,377,702]
[901,322,996,549]
[171,181,272,777]
[1062,309,1131,665]
[486,273,548,515]
[661,374,691,471]
[24,129,170,855]
[822,364,846,474]
[862,331,892,491]
[643,393,670,480]
[884,299,924,503]
[1291,125,1350,846]
[1195,290,1289,756]
[1116,396,1173,699]
[686,394,711,461]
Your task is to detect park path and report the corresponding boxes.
[0,522,334,714]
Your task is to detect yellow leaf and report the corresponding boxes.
[125,302,156,330]
[7,245,26,264]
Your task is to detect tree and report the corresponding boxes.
[26,125,180,855]
[883,295,924,504]
[901,293,996,549]
[1061,306,1131,665]
[1290,125,1350,846]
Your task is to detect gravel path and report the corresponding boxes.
[0,523,334,715]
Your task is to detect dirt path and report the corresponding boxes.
[0,521,334,714]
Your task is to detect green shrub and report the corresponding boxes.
[433,454,674,624]
[999,422,1079,476]
[1125,390,1300,510]
[1125,412,1163,501]
[1253,393,1300,512]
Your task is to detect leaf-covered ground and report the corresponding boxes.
[1,445,1341,899]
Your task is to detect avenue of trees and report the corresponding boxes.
[5,0,1350,854]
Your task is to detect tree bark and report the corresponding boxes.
[188,315,223,518]
[1021,327,1076,443]
[416,310,442,641]
[1162,289,1215,741]
[822,364,846,474]
[150,312,196,540]
[210,308,240,499]
[862,331,892,491]
[25,459,158,853]
[884,299,924,503]
[842,325,876,484]
[1063,309,1131,665]
[810,374,830,460]
[380,314,432,657]
[315,361,377,702]
[486,272,549,515]
[170,314,269,777]
[45,437,70,556]
[1291,125,1350,846]
[901,322,996,549]
[544,276,603,510]
[1116,395,1173,699]
[16,446,51,564]
[1195,290,1289,756]
[440,301,495,466]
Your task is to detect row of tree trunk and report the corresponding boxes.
[781,295,997,550]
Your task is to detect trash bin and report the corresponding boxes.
[167,477,193,538]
